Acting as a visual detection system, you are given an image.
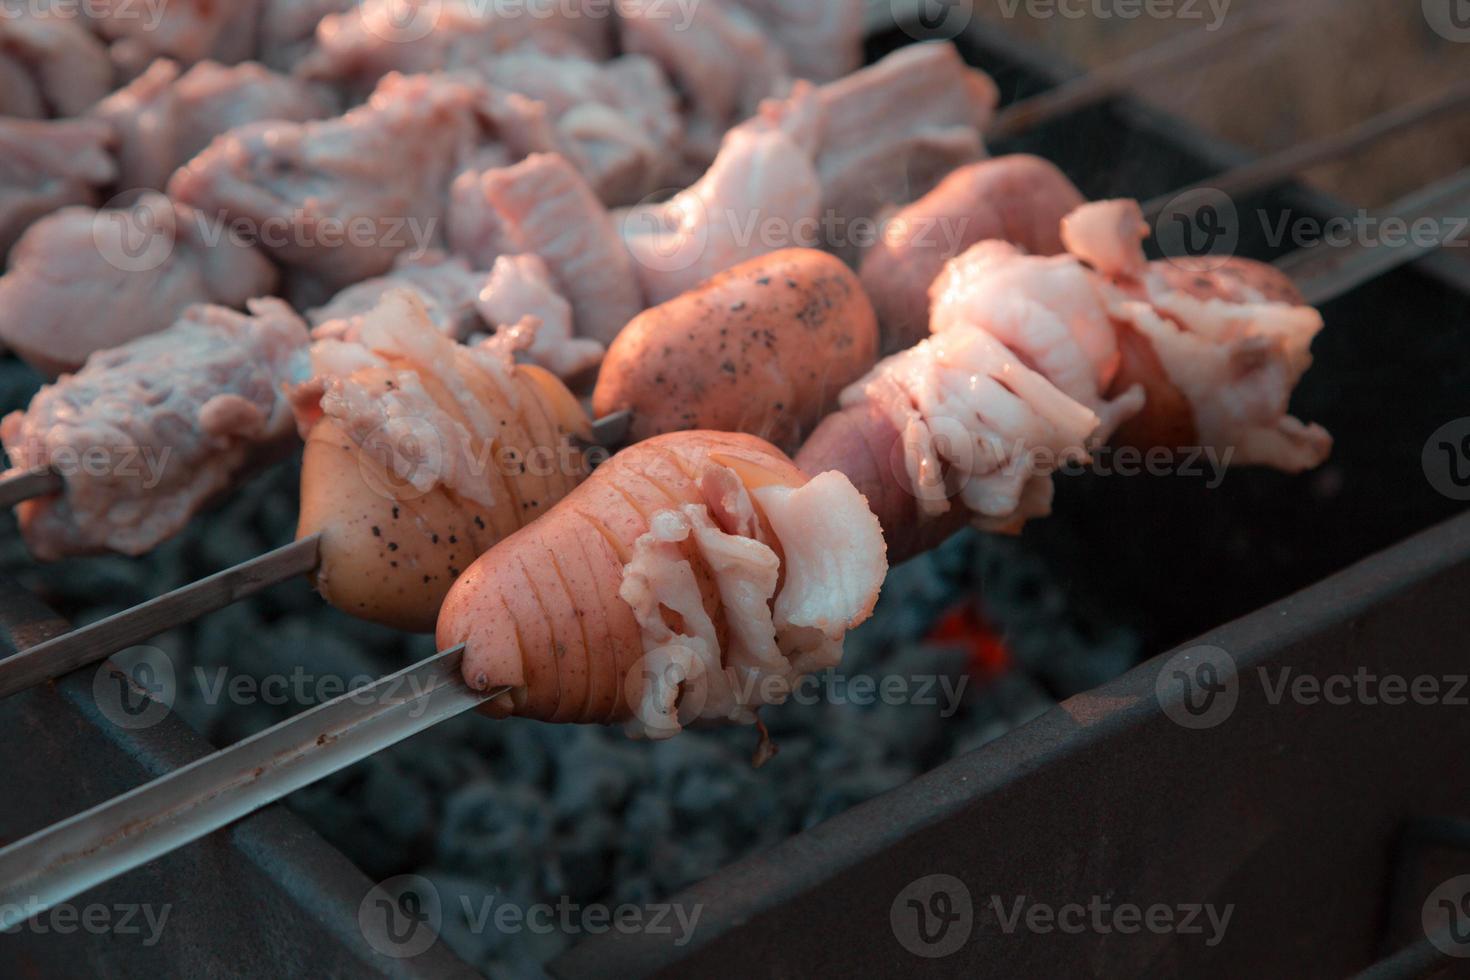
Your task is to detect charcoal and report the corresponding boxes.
[439,783,554,886]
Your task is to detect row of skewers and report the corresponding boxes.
[0,2,1468,932]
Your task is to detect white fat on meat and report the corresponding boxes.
[1059,198,1151,280]
[1063,200,1331,471]
[290,289,536,509]
[844,328,1109,530]
[1111,289,1330,471]
[619,467,886,740]
[0,299,307,560]
[309,251,489,342]
[477,254,604,379]
[449,152,643,346]
[619,119,822,305]
[929,240,1143,442]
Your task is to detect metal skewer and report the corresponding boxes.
[1143,81,1470,220]
[984,0,1325,142]
[0,644,507,930]
[873,0,1313,143]
[0,466,61,509]
[1281,166,1470,305]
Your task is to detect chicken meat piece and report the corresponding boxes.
[477,253,604,379]
[1,298,307,561]
[311,248,603,380]
[93,58,338,191]
[0,10,113,118]
[1063,200,1332,471]
[615,0,789,173]
[808,42,998,264]
[466,50,683,205]
[0,116,115,260]
[449,152,643,346]
[169,72,556,289]
[860,155,1087,352]
[619,99,822,306]
[618,44,999,300]
[91,0,265,76]
[727,0,865,82]
[308,249,489,341]
[296,0,613,95]
[0,193,279,376]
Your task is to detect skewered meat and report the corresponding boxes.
[437,431,886,743]
[928,240,1139,438]
[0,10,113,118]
[593,249,879,452]
[92,0,265,76]
[466,49,683,205]
[727,0,865,82]
[1062,200,1332,469]
[619,94,822,306]
[308,250,489,342]
[1,298,307,561]
[310,249,603,380]
[0,116,115,259]
[808,41,997,264]
[477,253,604,380]
[449,152,643,346]
[93,58,337,191]
[290,289,594,632]
[798,200,1331,564]
[616,0,790,171]
[860,155,1087,352]
[621,43,998,300]
[169,72,553,288]
[296,0,613,94]
[0,193,279,376]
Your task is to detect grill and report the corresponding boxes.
[2,16,1469,980]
